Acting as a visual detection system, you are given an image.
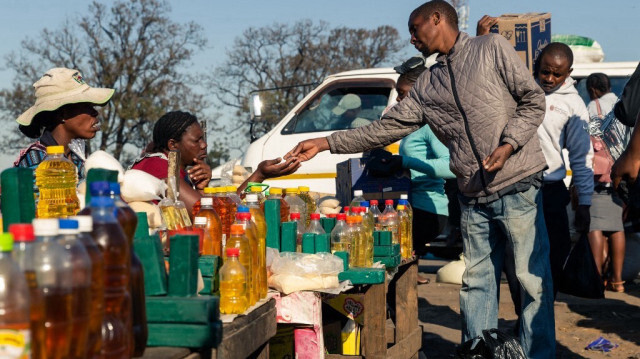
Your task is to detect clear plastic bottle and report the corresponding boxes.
[330,213,349,253]
[360,202,375,237]
[9,224,45,359]
[32,218,74,359]
[234,210,259,305]
[214,187,234,245]
[248,186,265,204]
[35,145,80,218]
[245,194,268,299]
[397,205,412,259]
[381,200,399,244]
[297,186,316,226]
[369,200,383,231]
[284,188,307,226]
[195,197,223,256]
[226,186,243,207]
[349,190,365,215]
[398,198,413,257]
[354,216,373,267]
[345,216,360,267]
[223,224,252,306]
[89,194,130,359]
[57,219,92,359]
[262,188,289,223]
[289,212,305,252]
[70,215,104,359]
[306,213,326,235]
[219,247,249,314]
[0,233,32,359]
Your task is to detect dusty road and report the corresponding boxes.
[417,259,640,359]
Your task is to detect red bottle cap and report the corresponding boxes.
[385,200,394,205]
[226,247,240,257]
[337,213,347,221]
[326,213,337,219]
[9,224,35,242]
[344,206,350,213]
[310,213,320,220]
[290,212,301,220]
[370,200,378,205]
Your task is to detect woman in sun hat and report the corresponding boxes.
[13,67,114,181]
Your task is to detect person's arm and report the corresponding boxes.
[287,86,426,161]
[237,157,301,193]
[612,111,640,188]
[178,179,201,217]
[187,158,211,191]
[566,107,595,205]
[483,35,546,172]
[401,128,455,179]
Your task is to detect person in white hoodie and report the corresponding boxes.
[536,43,594,296]
[586,73,618,120]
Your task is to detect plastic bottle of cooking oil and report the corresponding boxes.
[289,212,305,252]
[219,247,249,314]
[349,190,365,215]
[35,145,80,218]
[195,197,223,256]
[369,200,383,230]
[381,200,399,244]
[398,199,413,259]
[330,213,349,253]
[245,194,267,299]
[262,188,289,223]
[305,213,325,235]
[223,224,252,306]
[0,232,32,359]
[297,186,316,226]
[234,208,258,305]
[284,189,307,226]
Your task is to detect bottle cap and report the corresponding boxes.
[310,213,320,220]
[109,182,121,195]
[326,213,337,219]
[90,181,111,196]
[203,187,217,194]
[285,188,298,194]
[337,213,347,221]
[344,206,350,213]
[226,185,238,192]
[270,187,282,195]
[353,190,363,197]
[346,216,356,224]
[290,212,301,220]
[0,233,14,251]
[58,219,79,229]
[46,145,64,155]
[194,217,207,225]
[245,194,258,203]
[9,224,34,242]
[249,186,262,193]
[370,200,378,205]
[33,218,59,236]
[398,199,408,205]
[354,216,362,223]
[239,212,251,220]
[361,200,370,207]
[237,206,250,213]
[226,247,240,257]
[298,186,310,192]
[71,216,93,232]
[230,224,245,235]
[400,194,408,200]
[385,199,394,206]
[90,196,115,208]
[201,197,213,206]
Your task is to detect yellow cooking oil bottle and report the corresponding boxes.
[35,145,80,218]
[219,247,249,314]
[397,204,412,259]
[223,224,253,306]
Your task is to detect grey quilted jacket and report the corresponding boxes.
[327,32,547,198]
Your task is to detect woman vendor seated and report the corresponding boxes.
[131,111,211,215]
[14,67,114,180]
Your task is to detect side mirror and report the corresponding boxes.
[250,93,263,119]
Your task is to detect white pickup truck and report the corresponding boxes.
[236,60,639,194]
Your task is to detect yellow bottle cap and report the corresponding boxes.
[46,145,64,155]
[286,188,298,194]
[203,187,217,194]
[397,205,405,210]
[298,186,310,192]
[270,187,282,195]
[226,185,237,192]
[250,186,263,193]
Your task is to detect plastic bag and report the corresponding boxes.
[456,329,526,359]
[558,233,605,299]
[84,150,125,182]
[120,169,168,202]
[268,251,344,294]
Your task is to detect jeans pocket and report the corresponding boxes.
[516,186,537,207]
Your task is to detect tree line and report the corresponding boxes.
[0,0,405,167]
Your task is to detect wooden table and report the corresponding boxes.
[325,259,422,359]
[141,298,277,359]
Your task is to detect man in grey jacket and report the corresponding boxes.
[285,1,554,357]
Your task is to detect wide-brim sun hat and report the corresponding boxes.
[16,67,115,126]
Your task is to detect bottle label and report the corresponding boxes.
[0,328,31,358]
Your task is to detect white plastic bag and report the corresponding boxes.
[84,150,125,182]
[268,251,344,294]
[436,254,466,284]
[120,169,168,202]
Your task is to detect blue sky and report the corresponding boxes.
[0,0,638,166]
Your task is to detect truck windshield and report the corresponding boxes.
[282,85,392,134]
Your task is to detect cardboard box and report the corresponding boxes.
[490,13,551,73]
[336,157,410,206]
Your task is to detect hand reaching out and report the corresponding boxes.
[285,137,330,162]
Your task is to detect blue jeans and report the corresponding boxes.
[459,185,555,359]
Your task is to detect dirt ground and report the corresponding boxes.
[417,258,640,359]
